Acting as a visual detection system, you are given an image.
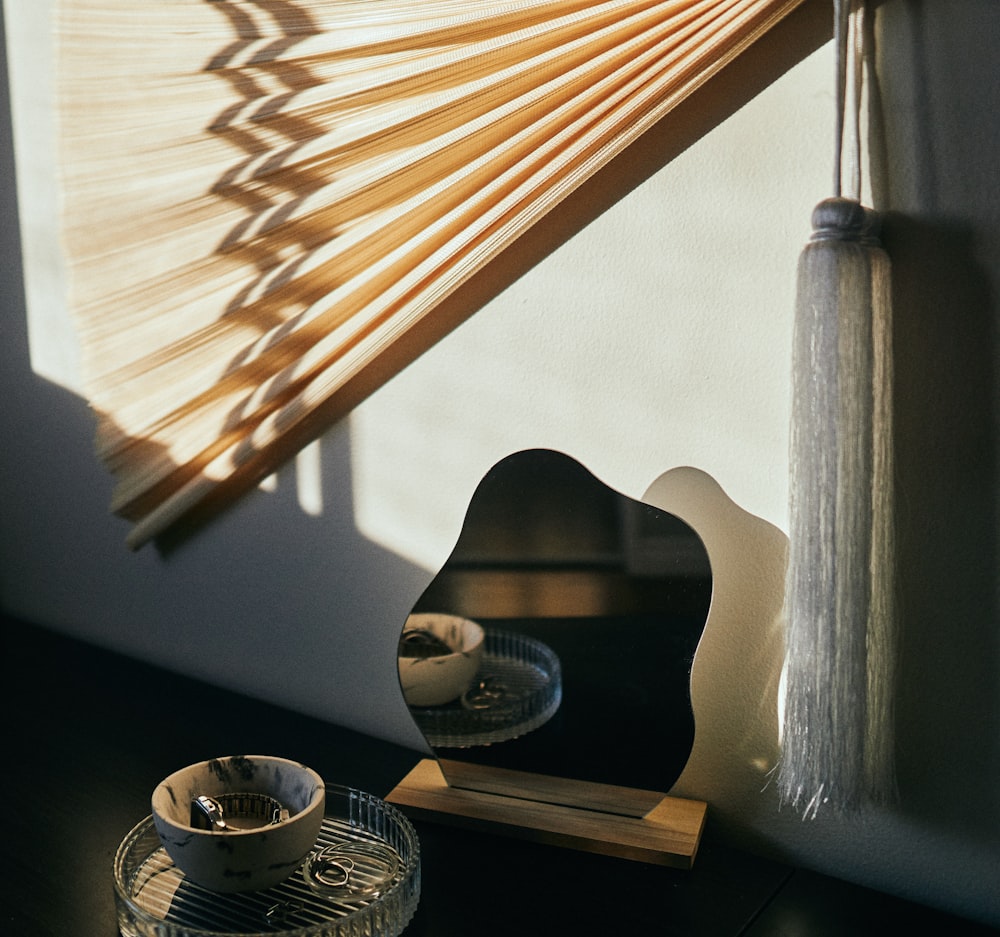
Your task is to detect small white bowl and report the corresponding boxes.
[398,613,485,707]
[151,755,325,893]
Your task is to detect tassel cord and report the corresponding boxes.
[833,0,865,202]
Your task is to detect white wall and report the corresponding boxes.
[2,0,998,927]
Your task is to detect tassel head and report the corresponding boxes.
[809,196,867,242]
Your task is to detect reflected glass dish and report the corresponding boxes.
[408,628,562,748]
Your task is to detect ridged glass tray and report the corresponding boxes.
[409,629,562,748]
[114,785,420,937]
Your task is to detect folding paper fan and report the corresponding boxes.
[57,0,807,548]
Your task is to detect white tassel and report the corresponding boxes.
[778,0,896,817]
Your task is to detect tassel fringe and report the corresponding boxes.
[862,208,897,806]
[778,197,896,817]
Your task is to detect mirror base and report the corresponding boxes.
[387,759,706,869]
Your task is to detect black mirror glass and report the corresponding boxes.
[398,449,712,797]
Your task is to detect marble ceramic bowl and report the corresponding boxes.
[151,755,325,893]
[398,612,485,707]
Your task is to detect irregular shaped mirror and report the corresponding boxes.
[397,449,712,808]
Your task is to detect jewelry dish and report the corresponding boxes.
[115,785,420,937]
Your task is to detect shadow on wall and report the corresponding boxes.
[870,1,1000,846]
[0,47,430,737]
[886,215,999,841]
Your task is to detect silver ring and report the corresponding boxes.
[310,847,356,887]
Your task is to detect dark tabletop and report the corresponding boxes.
[1,615,994,937]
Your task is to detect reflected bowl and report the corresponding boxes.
[398,612,485,707]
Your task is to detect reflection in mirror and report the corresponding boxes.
[398,449,712,801]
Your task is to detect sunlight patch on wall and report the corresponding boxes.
[294,439,325,518]
[5,0,82,395]
[347,43,832,573]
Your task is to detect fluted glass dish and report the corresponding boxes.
[114,785,419,937]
